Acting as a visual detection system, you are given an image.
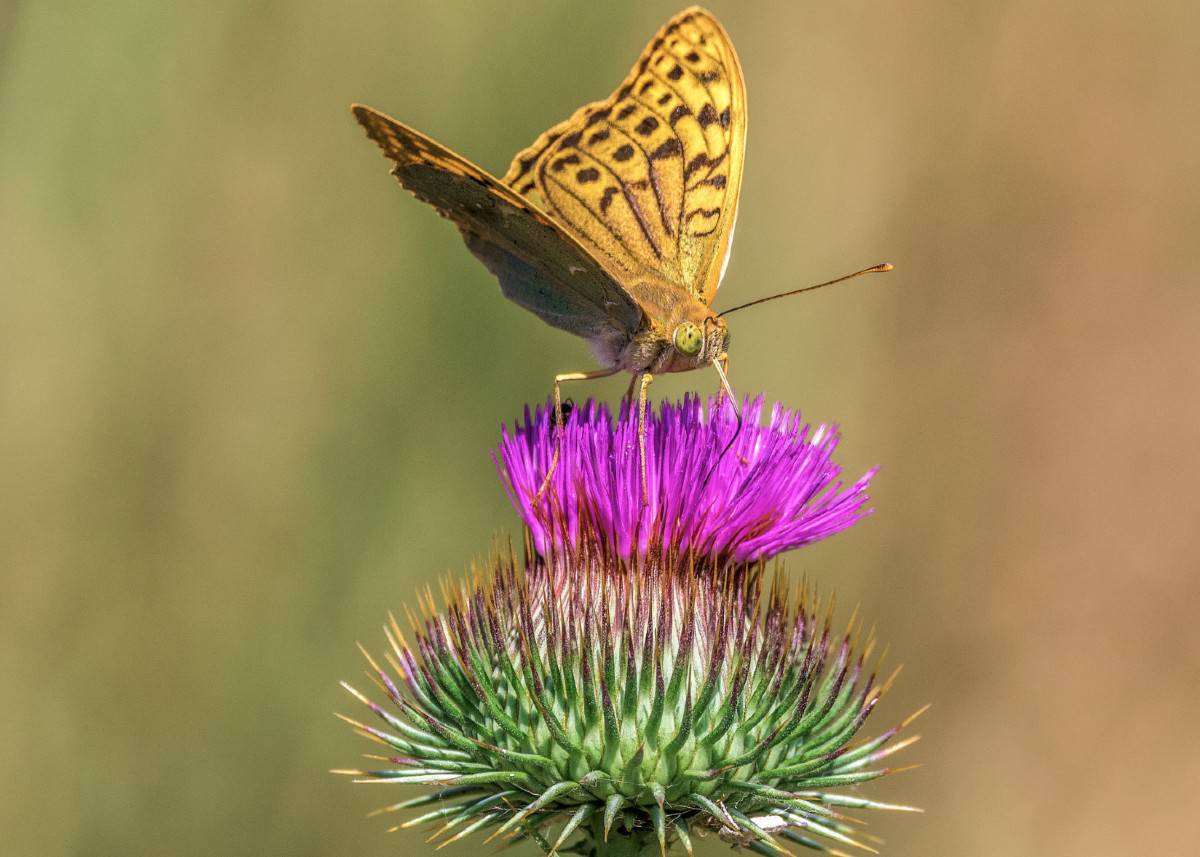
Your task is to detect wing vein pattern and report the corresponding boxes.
[502,7,746,305]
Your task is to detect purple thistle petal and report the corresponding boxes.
[494,395,876,563]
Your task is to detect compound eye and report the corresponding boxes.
[673,322,703,356]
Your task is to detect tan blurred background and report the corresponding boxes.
[2,1,1198,855]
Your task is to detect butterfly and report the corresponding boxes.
[352,7,889,499]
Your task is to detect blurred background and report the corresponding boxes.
[3,1,1197,855]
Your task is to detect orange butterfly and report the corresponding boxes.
[353,7,889,497]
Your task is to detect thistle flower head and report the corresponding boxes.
[495,396,875,564]
[337,538,920,855]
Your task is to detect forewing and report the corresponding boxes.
[352,104,644,341]
[502,8,746,306]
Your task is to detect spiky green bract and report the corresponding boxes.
[338,536,921,855]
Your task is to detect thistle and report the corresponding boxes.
[496,396,875,564]
[336,536,921,856]
[337,397,921,854]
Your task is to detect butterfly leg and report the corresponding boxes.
[624,372,641,407]
[714,352,731,410]
[535,367,620,505]
[637,372,655,507]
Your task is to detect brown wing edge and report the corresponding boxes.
[349,103,646,340]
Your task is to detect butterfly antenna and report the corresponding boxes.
[717,263,893,317]
[701,358,743,490]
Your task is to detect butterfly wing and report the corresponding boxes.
[352,105,644,346]
[503,8,746,307]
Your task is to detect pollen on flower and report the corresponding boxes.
[337,534,921,854]
[494,396,876,564]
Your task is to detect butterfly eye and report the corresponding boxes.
[673,322,703,356]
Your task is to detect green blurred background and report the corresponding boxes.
[3,1,1197,855]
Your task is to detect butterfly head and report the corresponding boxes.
[665,315,728,372]
[620,287,729,374]
[672,322,704,356]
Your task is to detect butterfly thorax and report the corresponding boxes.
[601,280,728,375]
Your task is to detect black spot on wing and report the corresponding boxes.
[649,138,682,160]
[634,116,659,136]
[686,207,721,223]
[552,153,581,172]
[685,150,728,183]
